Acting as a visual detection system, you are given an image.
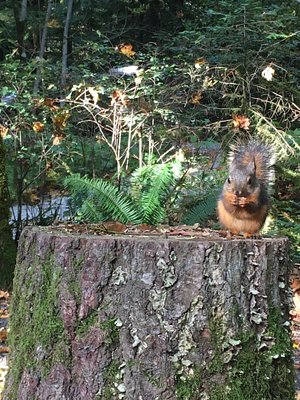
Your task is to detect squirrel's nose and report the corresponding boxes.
[235,190,242,196]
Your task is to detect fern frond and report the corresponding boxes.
[141,164,175,224]
[64,174,141,224]
[79,199,106,222]
[131,163,175,225]
[182,190,219,225]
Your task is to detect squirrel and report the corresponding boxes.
[217,140,276,237]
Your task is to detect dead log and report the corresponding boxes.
[5,225,295,400]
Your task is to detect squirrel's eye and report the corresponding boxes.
[227,176,231,184]
[247,176,252,185]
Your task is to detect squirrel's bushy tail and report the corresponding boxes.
[228,140,276,186]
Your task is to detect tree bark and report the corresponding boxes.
[12,0,27,58]
[61,0,74,88]
[5,226,295,399]
[33,0,53,94]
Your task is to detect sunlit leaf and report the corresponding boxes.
[262,65,275,81]
[87,87,99,105]
[232,114,250,130]
[52,111,70,130]
[194,58,207,68]
[189,91,203,105]
[111,90,129,107]
[32,121,45,133]
[43,97,59,110]
[116,43,136,57]
[52,134,64,146]
[0,125,9,139]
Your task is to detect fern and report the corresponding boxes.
[131,163,176,225]
[79,199,106,222]
[64,174,141,224]
[65,162,178,226]
[182,190,219,225]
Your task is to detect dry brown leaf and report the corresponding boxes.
[0,330,7,343]
[0,292,9,300]
[111,90,129,107]
[52,111,70,130]
[194,58,207,68]
[43,97,59,110]
[32,121,45,133]
[0,346,9,354]
[232,114,250,130]
[117,43,136,57]
[189,91,203,105]
[0,126,9,139]
[52,134,65,146]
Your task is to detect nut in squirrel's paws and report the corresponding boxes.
[238,197,248,207]
[228,193,249,208]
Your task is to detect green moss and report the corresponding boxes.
[100,317,120,346]
[101,360,121,399]
[76,309,99,337]
[175,367,202,400]
[208,308,295,400]
[208,318,225,374]
[8,256,68,399]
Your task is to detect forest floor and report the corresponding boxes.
[0,290,299,398]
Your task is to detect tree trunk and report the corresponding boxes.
[33,0,53,94]
[61,0,74,88]
[5,226,294,400]
[12,0,27,58]
[0,135,16,289]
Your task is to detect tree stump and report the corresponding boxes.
[5,225,294,400]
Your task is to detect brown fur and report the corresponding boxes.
[217,198,269,236]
